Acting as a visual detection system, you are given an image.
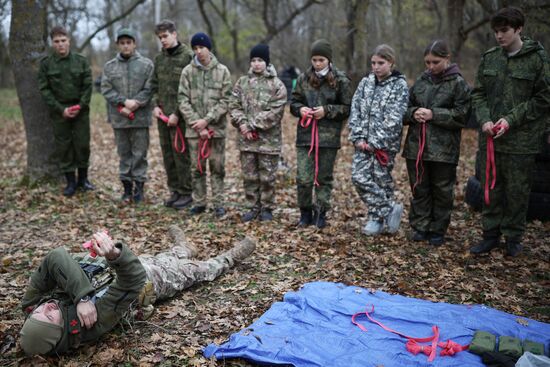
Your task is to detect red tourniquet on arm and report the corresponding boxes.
[352,305,469,362]
[197,128,215,174]
[300,114,320,186]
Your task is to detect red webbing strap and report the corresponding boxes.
[413,122,426,193]
[197,129,215,174]
[352,305,468,362]
[300,114,320,186]
[173,126,186,153]
[485,135,496,205]
[375,149,389,166]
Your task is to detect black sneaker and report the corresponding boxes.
[214,207,226,218]
[411,230,429,241]
[429,234,445,246]
[259,208,273,221]
[164,192,180,207]
[172,195,193,210]
[241,209,259,223]
[189,206,206,215]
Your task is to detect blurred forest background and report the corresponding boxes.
[2,0,550,88]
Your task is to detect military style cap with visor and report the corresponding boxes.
[116,28,136,42]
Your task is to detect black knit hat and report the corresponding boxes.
[310,39,332,61]
[191,32,212,50]
[250,44,270,65]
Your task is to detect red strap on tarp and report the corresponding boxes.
[300,114,319,186]
[198,128,215,174]
[351,305,468,362]
[413,122,427,193]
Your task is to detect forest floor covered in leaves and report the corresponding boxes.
[0,93,549,366]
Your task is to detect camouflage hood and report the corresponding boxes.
[192,53,220,70]
[247,64,278,79]
[424,63,461,83]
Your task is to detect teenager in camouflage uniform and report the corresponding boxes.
[229,44,287,222]
[403,40,471,246]
[18,227,256,356]
[38,26,94,197]
[349,44,409,236]
[151,20,194,210]
[470,7,550,257]
[290,39,352,228]
[101,29,154,203]
[178,33,232,217]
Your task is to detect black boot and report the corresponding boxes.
[63,172,77,197]
[121,180,133,202]
[297,208,312,227]
[133,181,145,203]
[470,233,500,254]
[505,237,523,257]
[314,208,327,228]
[77,168,95,191]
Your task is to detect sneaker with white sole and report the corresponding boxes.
[363,220,383,236]
[386,202,403,234]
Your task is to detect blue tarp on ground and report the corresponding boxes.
[204,281,550,367]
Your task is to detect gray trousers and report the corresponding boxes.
[113,128,150,182]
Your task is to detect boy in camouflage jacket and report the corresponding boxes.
[18,227,255,356]
[403,40,471,246]
[101,29,154,203]
[470,7,550,256]
[349,44,409,236]
[178,33,232,217]
[290,39,352,228]
[151,20,194,210]
[229,44,287,222]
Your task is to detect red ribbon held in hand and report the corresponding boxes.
[413,121,427,193]
[67,104,81,113]
[159,110,186,153]
[117,104,135,120]
[197,128,215,174]
[484,122,508,205]
[300,114,320,186]
[82,230,111,258]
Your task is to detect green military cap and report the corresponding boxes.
[116,28,136,42]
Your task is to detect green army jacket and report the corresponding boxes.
[229,64,287,154]
[101,52,154,129]
[472,37,550,154]
[177,54,232,139]
[38,51,92,114]
[403,65,471,164]
[20,244,146,354]
[290,66,352,148]
[151,42,193,116]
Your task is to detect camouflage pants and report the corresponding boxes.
[352,149,396,221]
[480,151,536,239]
[187,138,225,207]
[51,111,90,173]
[158,120,192,196]
[406,159,457,235]
[140,246,234,301]
[113,128,150,182]
[240,151,279,210]
[296,147,338,209]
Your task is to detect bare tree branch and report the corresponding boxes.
[261,0,322,43]
[196,0,217,51]
[76,0,147,52]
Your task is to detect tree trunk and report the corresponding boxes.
[345,0,369,87]
[447,0,466,61]
[9,0,59,182]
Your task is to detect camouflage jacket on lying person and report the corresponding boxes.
[290,66,352,149]
[348,71,409,154]
[472,37,550,154]
[177,53,232,139]
[402,64,471,164]
[101,52,154,128]
[229,64,287,155]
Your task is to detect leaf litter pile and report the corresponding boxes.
[0,107,548,366]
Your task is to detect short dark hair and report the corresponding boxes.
[491,7,525,30]
[50,26,68,39]
[155,20,177,35]
[424,40,450,58]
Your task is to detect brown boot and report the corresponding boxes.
[168,225,197,258]
[222,237,256,263]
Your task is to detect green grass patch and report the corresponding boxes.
[0,88,22,121]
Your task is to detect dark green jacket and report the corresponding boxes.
[21,244,146,354]
[290,66,352,148]
[472,37,550,154]
[151,42,193,116]
[403,65,471,164]
[38,51,92,114]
